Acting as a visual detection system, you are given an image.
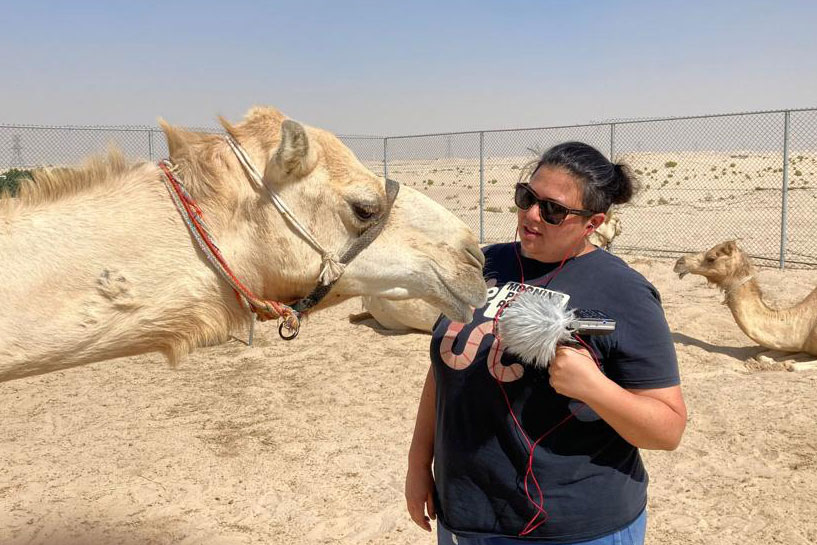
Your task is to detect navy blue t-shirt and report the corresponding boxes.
[430,243,679,542]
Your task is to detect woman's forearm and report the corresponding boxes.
[582,380,686,451]
[408,365,437,467]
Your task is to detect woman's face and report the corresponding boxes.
[517,166,604,263]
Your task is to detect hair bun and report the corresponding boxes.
[611,163,636,204]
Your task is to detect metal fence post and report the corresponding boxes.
[780,111,791,269]
[609,123,616,160]
[383,137,389,180]
[148,129,154,161]
[479,131,485,243]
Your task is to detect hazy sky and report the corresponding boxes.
[2,0,816,135]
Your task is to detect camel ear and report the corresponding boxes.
[159,118,188,159]
[722,240,738,255]
[268,120,318,180]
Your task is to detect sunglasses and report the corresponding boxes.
[514,183,595,226]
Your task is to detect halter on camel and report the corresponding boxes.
[159,133,399,340]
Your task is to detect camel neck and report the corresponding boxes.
[724,277,811,352]
[723,275,755,300]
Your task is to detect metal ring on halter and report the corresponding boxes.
[278,314,301,340]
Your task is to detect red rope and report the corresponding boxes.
[159,162,293,322]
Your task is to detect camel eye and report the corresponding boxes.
[351,202,378,222]
[705,255,716,263]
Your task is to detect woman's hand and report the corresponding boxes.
[405,462,436,532]
[549,345,687,450]
[548,345,605,402]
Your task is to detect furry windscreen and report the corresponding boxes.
[496,290,575,369]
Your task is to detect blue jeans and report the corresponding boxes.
[436,509,647,545]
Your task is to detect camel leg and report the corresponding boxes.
[754,350,817,372]
[789,361,817,372]
[348,311,374,324]
[786,352,817,372]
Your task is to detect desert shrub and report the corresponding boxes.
[0,168,33,196]
[485,206,502,213]
[664,161,677,168]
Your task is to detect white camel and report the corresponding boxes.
[0,106,487,381]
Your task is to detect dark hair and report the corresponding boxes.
[531,141,637,213]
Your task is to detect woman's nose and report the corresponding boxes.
[523,202,541,223]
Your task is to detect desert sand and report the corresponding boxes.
[1,254,816,545]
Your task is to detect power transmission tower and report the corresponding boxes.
[11,134,23,168]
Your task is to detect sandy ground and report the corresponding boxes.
[1,255,816,545]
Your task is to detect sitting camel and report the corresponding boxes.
[0,106,487,381]
[354,211,623,333]
[349,295,443,333]
[674,240,817,367]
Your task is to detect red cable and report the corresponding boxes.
[490,234,601,536]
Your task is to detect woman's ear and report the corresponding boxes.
[588,212,606,232]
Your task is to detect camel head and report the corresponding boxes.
[674,240,754,288]
[588,211,622,249]
[161,106,487,323]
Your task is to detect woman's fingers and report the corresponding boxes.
[426,492,437,520]
[406,492,432,531]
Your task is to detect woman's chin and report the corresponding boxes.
[519,239,543,257]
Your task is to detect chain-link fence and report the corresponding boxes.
[379,109,817,269]
[3,108,816,267]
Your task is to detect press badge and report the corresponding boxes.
[483,282,570,319]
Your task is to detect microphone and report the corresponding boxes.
[496,290,575,369]
[496,291,616,369]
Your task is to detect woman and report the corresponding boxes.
[405,142,686,544]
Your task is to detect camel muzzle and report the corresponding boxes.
[673,257,690,278]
